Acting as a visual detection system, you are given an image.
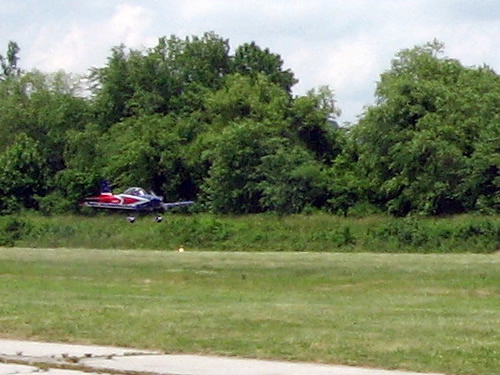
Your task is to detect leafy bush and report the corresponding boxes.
[373,218,429,248]
[368,216,500,252]
[0,134,48,213]
[309,226,356,248]
[0,216,31,246]
[174,216,233,246]
[36,191,75,215]
[2,213,498,253]
[452,220,500,251]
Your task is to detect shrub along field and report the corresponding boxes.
[0,248,498,375]
[0,213,498,253]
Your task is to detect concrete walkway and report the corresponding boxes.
[0,339,443,375]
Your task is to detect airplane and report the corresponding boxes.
[80,180,194,223]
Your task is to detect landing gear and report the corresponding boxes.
[126,215,163,223]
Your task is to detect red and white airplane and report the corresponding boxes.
[81,180,193,222]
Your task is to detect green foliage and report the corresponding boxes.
[205,73,290,125]
[324,134,369,215]
[202,120,271,213]
[173,216,232,246]
[0,70,90,167]
[308,225,356,247]
[9,213,500,254]
[0,134,48,213]
[290,86,343,164]
[37,191,76,215]
[368,216,500,252]
[91,33,231,126]
[63,123,104,171]
[99,114,195,199]
[54,130,104,210]
[356,40,500,215]
[198,75,342,214]
[0,216,30,246]
[0,37,498,216]
[259,145,329,213]
[372,217,430,248]
[0,65,91,212]
[232,41,297,93]
[0,41,22,79]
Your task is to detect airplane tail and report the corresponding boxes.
[100,180,113,194]
[162,201,194,210]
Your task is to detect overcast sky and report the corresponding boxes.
[1,0,499,123]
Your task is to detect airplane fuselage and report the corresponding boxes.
[81,191,163,212]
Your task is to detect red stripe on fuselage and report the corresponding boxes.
[99,195,120,204]
[96,194,141,205]
[122,196,141,204]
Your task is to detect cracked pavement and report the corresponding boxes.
[0,339,443,375]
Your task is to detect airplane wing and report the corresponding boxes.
[162,201,194,210]
[81,201,138,210]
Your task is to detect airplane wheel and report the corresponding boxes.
[155,216,163,223]
[127,216,136,223]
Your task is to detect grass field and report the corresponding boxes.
[0,248,498,374]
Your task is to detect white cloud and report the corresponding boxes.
[2,0,499,123]
[442,23,500,70]
[25,3,155,74]
[109,4,155,47]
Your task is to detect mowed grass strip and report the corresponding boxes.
[0,248,498,375]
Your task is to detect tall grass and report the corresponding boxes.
[0,213,498,253]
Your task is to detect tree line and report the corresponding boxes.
[0,34,498,216]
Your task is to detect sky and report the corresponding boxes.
[1,0,499,124]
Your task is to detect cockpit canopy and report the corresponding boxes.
[123,187,148,197]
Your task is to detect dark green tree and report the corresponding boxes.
[201,119,273,213]
[90,45,134,127]
[91,33,231,126]
[232,41,297,93]
[205,73,290,126]
[197,70,340,213]
[259,143,329,213]
[289,86,343,164]
[97,114,195,200]
[0,67,91,214]
[0,134,47,212]
[0,41,22,80]
[355,40,500,215]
